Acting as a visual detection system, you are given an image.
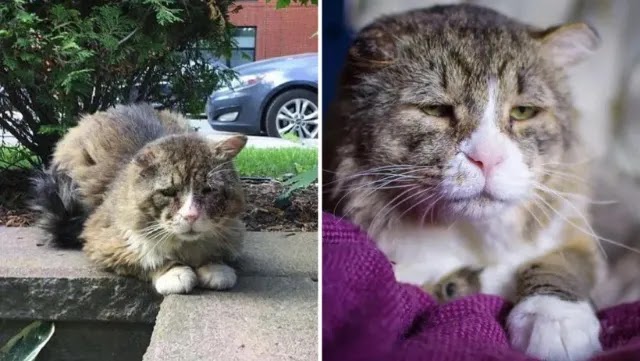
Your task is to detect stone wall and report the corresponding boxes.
[0,228,318,361]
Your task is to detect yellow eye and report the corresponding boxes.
[510,106,539,121]
[421,105,452,118]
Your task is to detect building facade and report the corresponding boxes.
[227,0,318,67]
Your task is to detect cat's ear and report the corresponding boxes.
[211,135,247,160]
[537,23,600,67]
[132,147,157,171]
[348,25,397,68]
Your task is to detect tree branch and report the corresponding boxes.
[117,27,140,46]
[0,113,35,150]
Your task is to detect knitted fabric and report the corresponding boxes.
[322,212,640,361]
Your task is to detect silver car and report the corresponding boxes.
[206,53,318,139]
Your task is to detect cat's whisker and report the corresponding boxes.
[411,180,447,225]
[522,203,545,229]
[416,192,441,225]
[147,226,171,241]
[139,224,168,235]
[532,183,617,205]
[138,222,164,232]
[333,166,445,217]
[329,176,417,191]
[323,167,416,179]
[538,173,587,186]
[138,227,168,240]
[533,187,597,230]
[532,185,609,258]
[138,223,165,234]
[539,168,589,184]
[323,165,441,186]
[328,166,443,216]
[323,164,439,176]
[538,158,594,168]
[429,194,446,224]
[333,178,403,213]
[361,189,409,230]
[326,172,423,186]
[531,193,636,257]
[395,187,439,221]
[136,228,173,263]
[326,176,418,197]
[334,175,419,214]
[140,230,167,242]
[368,185,422,232]
[534,200,552,221]
[532,194,609,257]
[208,227,223,241]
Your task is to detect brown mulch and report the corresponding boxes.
[0,168,35,227]
[0,206,36,227]
[0,169,317,232]
[242,178,317,232]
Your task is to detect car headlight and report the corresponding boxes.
[218,74,263,92]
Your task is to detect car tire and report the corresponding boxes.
[265,89,318,139]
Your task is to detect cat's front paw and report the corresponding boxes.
[153,266,198,295]
[507,295,601,361]
[196,263,237,290]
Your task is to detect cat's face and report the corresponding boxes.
[362,63,564,220]
[129,134,246,241]
[330,5,598,222]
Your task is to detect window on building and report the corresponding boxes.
[228,27,257,67]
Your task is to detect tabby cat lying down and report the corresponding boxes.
[324,4,604,361]
[32,104,247,295]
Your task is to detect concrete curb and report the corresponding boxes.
[0,227,317,324]
[143,277,318,361]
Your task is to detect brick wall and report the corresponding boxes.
[229,1,318,60]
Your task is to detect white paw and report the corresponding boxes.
[153,266,198,295]
[507,295,602,361]
[196,263,237,290]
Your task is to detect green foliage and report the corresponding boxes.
[234,147,317,178]
[265,0,318,9]
[0,321,55,361]
[278,164,317,200]
[0,145,39,168]
[0,0,237,164]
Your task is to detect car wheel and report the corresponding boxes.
[265,89,318,139]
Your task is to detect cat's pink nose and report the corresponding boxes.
[181,209,200,224]
[464,149,504,174]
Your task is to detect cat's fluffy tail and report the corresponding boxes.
[30,166,87,248]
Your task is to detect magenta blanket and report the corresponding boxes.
[322,212,640,361]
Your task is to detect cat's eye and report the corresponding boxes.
[420,105,453,118]
[444,282,457,298]
[202,187,213,195]
[159,188,179,197]
[510,106,540,121]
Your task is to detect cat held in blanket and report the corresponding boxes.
[324,5,604,361]
[31,104,247,295]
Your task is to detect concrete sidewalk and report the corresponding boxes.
[144,277,317,361]
[1,119,318,149]
[190,119,318,149]
[0,227,318,361]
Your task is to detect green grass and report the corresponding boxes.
[281,132,300,142]
[234,147,317,178]
[0,145,318,179]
